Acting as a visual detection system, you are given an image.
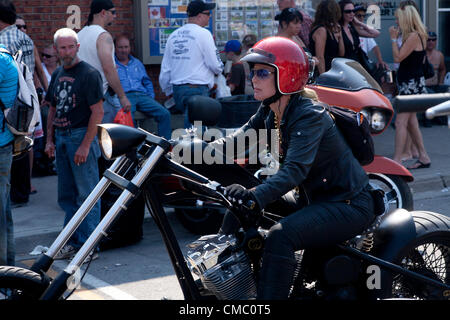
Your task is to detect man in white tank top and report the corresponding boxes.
[77,0,131,124]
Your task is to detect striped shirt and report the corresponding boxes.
[0,46,18,147]
[0,24,35,73]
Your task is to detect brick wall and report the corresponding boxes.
[15,0,165,101]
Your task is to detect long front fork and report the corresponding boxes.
[39,146,165,300]
[31,156,126,274]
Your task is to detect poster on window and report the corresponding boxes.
[213,0,278,51]
[148,0,279,56]
[148,0,213,56]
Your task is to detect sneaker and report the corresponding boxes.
[54,244,77,260]
[11,201,28,209]
[83,251,99,264]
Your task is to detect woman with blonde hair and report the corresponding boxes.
[216,37,374,299]
[389,4,431,169]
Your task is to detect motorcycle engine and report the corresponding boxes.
[186,233,257,300]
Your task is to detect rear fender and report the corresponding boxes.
[368,208,417,299]
[363,156,414,182]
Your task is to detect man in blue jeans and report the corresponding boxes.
[115,34,171,139]
[45,28,104,261]
[0,44,18,266]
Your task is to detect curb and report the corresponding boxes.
[409,173,449,194]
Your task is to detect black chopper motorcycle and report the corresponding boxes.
[0,98,449,301]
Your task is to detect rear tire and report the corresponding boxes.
[390,211,450,299]
[175,207,225,235]
[0,266,47,300]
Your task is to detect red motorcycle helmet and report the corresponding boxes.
[241,36,309,95]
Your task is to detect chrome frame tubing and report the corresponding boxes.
[64,145,165,275]
[44,156,127,259]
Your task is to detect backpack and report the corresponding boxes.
[0,47,40,136]
[325,104,375,166]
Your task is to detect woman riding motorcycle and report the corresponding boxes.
[210,37,376,299]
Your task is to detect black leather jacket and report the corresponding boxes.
[210,94,369,209]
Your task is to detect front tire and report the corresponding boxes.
[0,266,47,300]
[390,211,450,299]
[368,173,414,212]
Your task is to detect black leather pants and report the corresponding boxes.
[220,186,375,300]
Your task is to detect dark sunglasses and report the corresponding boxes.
[201,10,211,16]
[356,14,366,19]
[42,53,54,59]
[428,38,437,42]
[343,9,355,14]
[249,69,274,80]
[108,9,116,15]
[16,24,27,30]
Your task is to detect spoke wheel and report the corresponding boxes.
[390,211,450,300]
[392,241,450,299]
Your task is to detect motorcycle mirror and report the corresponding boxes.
[426,100,450,120]
[187,95,222,126]
[97,124,147,160]
[393,93,450,114]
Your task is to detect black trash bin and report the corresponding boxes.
[216,95,261,128]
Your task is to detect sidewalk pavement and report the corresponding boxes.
[11,124,450,243]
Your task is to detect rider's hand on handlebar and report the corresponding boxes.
[224,184,260,213]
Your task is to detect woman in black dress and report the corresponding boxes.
[309,0,344,74]
[389,4,431,169]
[338,0,380,64]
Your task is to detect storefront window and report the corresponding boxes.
[137,0,427,64]
[438,1,450,70]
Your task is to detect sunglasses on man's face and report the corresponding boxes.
[428,38,437,42]
[108,9,116,15]
[16,24,27,30]
[356,14,366,19]
[42,53,54,59]
[249,69,274,80]
[201,10,211,16]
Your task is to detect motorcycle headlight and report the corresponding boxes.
[362,108,390,134]
[371,110,387,132]
[97,124,147,160]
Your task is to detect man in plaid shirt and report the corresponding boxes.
[277,0,312,47]
[0,1,35,72]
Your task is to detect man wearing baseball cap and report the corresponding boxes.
[222,40,253,96]
[77,0,131,124]
[159,0,223,128]
[422,31,447,126]
[425,31,446,89]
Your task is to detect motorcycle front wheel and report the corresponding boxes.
[0,266,47,300]
[390,211,450,300]
[368,173,414,212]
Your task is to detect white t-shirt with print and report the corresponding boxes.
[159,23,223,96]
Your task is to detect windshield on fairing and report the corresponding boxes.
[315,58,383,93]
